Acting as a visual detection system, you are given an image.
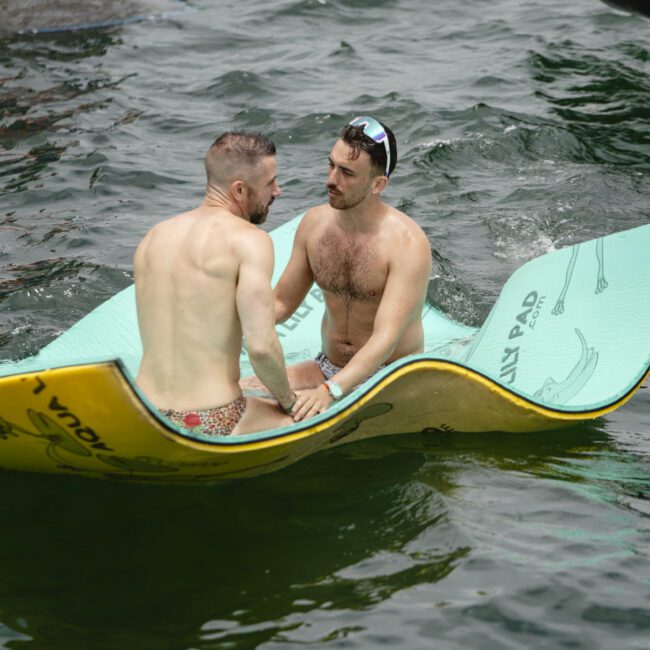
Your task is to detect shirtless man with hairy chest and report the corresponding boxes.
[270,116,433,421]
[306,204,426,368]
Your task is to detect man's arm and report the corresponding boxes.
[273,214,315,323]
[236,230,295,412]
[292,228,432,421]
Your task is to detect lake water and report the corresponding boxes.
[0,0,649,648]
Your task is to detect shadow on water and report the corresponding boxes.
[0,444,450,649]
[0,419,630,649]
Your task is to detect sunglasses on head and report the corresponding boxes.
[348,116,391,177]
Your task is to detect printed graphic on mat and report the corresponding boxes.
[0,410,91,469]
[0,410,230,478]
[552,239,608,316]
[328,403,393,444]
[534,329,598,404]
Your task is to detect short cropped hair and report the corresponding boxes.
[205,131,276,187]
[339,121,397,177]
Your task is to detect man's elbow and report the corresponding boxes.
[275,291,303,324]
[274,299,290,324]
[245,337,278,362]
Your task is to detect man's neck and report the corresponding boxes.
[201,184,248,221]
[336,196,387,233]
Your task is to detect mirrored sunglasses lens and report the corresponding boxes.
[366,127,386,143]
[350,117,385,142]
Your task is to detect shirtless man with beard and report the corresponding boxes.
[135,132,296,436]
[273,117,432,421]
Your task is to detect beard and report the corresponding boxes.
[327,186,367,210]
[249,207,268,225]
[249,195,274,225]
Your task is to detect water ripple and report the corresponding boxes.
[1,1,650,647]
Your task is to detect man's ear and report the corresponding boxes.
[231,179,246,199]
[372,175,388,195]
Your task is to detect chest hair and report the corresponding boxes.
[310,229,381,301]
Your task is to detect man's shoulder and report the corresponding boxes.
[197,219,273,276]
[182,211,272,259]
[135,212,186,252]
[302,204,330,224]
[296,204,331,238]
[228,221,273,254]
[381,208,431,269]
[384,207,427,241]
[143,209,200,239]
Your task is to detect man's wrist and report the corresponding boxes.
[279,392,297,413]
[324,380,344,400]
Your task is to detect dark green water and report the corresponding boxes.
[1,0,649,647]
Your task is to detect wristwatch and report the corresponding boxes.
[325,379,344,400]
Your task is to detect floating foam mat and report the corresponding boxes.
[1,216,649,482]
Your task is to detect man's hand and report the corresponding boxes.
[291,384,332,422]
[278,392,298,415]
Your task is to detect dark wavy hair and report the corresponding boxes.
[339,121,397,177]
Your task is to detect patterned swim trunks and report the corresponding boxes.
[314,351,343,380]
[314,351,386,383]
[159,396,247,436]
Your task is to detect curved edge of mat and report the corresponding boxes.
[398,356,650,421]
[2,353,647,448]
[0,356,647,481]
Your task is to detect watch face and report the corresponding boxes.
[328,381,344,400]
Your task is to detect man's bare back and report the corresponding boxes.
[135,132,296,436]
[136,208,259,410]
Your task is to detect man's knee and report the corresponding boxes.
[232,397,292,435]
[287,360,326,390]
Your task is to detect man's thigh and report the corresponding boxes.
[232,397,293,435]
[286,360,326,390]
[240,359,325,393]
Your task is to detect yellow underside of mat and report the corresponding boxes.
[0,360,635,483]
